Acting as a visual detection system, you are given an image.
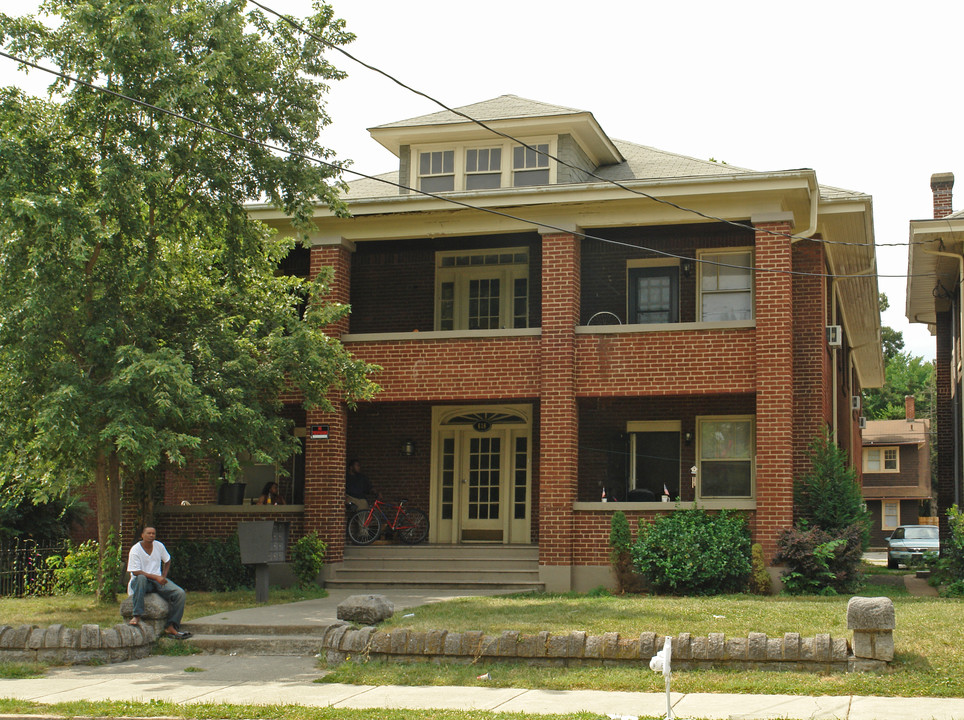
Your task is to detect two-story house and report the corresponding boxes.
[158,96,884,592]
[861,396,934,547]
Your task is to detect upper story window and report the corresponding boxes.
[698,249,753,322]
[465,147,502,190]
[698,416,754,499]
[413,139,553,193]
[864,446,899,473]
[512,143,549,186]
[436,248,529,331]
[418,150,455,192]
[627,261,679,324]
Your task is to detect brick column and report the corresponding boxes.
[935,309,955,543]
[538,230,580,592]
[304,238,353,562]
[791,240,831,484]
[754,220,795,561]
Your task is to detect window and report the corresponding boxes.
[864,446,899,473]
[465,147,502,190]
[513,143,549,186]
[628,265,679,324]
[699,250,753,321]
[418,150,454,192]
[698,416,754,498]
[882,501,899,531]
[627,421,681,501]
[436,249,529,330]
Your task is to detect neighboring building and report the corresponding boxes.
[157,96,884,592]
[906,172,964,541]
[861,396,933,547]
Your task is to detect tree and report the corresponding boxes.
[0,1,378,599]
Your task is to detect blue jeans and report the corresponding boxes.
[129,575,186,630]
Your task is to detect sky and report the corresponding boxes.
[3,0,962,360]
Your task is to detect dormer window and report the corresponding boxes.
[419,150,455,192]
[513,143,549,186]
[412,139,554,193]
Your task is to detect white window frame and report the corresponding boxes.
[435,248,529,331]
[882,500,900,531]
[697,248,754,322]
[697,415,755,499]
[465,146,503,190]
[411,138,555,193]
[864,446,900,473]
[417,149,455,192]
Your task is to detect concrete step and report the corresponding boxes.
[323,579,543,591]
[182,633,325,656]
[183,622,331,637]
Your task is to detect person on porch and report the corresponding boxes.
[126,526,191,639]
[346,458,376,511]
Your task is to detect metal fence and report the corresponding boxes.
[0,539,66,597]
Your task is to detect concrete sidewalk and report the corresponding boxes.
[2,587,961,719]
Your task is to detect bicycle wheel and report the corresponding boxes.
[396,507,429,544]
[347,509,382,545]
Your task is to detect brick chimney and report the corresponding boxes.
[931,172,955,219]
[905,395,915,421]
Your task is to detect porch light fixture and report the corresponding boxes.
[683,431,693,444]
[400,440,416,456]
[681,260,694,278]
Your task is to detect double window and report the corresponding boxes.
[416,140,553,193]
[698,416,754,498]
[698,249,753,322]
[436,249,529,331]
[864,446,899,473]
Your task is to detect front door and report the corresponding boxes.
[432,406,531,544]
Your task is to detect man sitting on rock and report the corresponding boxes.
[127,526,191,639]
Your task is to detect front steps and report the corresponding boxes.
[179,622,329,656]
[325,543,543,592]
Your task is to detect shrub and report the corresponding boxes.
[608,511,644,594]
[290,532,327,589]
[168,535,253,592]
[930,505,964,596]
[46,531,123,596]
[775,524,863,595]
[794,434,870,548]
[631,508,751,595]
[748,543,771,595]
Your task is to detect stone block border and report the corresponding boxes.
[0,623,155,664]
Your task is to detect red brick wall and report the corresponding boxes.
[575,328,755,396]
[935,309,955,541]
[753,221,795,561]
[539,232,581,567]
[155,511,305,561]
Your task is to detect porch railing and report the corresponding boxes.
[0,539,66,597]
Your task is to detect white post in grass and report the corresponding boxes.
[649,635,675,720]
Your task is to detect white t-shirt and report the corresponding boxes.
[127,540,171,595]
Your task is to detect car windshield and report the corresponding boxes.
[904,527,938,540]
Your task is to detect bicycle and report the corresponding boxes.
[347,496,429,545]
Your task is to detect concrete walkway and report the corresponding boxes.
[2,587,960,720]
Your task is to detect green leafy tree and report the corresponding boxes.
[863,351,935,420]
[0,1,378,599]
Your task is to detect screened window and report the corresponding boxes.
[465,147,502,190]
[699,250,753,322]
[864,446,899,473]
[628,266,679,324]
[419,150,455,192]
[513,143,549,186]
[698,417,754,498]
[436,249,529,330]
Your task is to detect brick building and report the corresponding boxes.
[907,172,964,541]
[158,96,884,591]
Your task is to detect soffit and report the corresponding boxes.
[906,217,964,330]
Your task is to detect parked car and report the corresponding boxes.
[886,525,940,569]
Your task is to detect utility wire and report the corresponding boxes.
[0,48,947,282]
[246,0,942,251]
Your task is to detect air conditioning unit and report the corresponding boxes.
[826,325,843,347]
[858,417,867,429]
[851,395,861,411]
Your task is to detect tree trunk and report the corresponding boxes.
[93,449,123,603]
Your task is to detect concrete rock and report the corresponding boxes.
[336,594,394,625]
[847,596,896,630]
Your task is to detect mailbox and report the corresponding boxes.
[238,521,289,564]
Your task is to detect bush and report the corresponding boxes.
[608,511,642,593]
[930,505,964,596]
[775,524,863,595]
[168,535,253,592]
[794,434,870,548]
[748,543,771,595]
[631,508,751,595]
[290,532,327,589]
[46,531,123,596]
